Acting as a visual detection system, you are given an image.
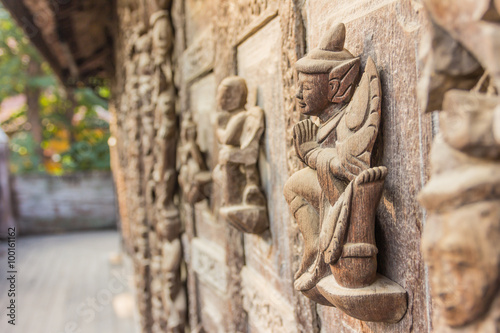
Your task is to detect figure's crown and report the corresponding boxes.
[295,23,359,74]
[319,23,345,52]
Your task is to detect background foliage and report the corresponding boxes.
[0,4,111,175]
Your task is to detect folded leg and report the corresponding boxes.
[284,167,322,279]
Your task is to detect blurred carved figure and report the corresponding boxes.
[213,76,269,234]
[156,217,186,333]
[421,197,500,328]
[178,114,212,204]
[419,0,500,331]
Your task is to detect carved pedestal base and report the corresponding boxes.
[316,274,407,323]
[220,205,269,234]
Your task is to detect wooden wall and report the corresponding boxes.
[170,0,434,332]
[6,0,499,331]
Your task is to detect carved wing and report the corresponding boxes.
[240,106,265,149]
[319,58,382,264]
[344,57,381,133]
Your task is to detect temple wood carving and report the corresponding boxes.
[178,114,212,205]
[284,23,407,323]
[213,76,269,234]
[9,0,454,331]
[419,1,500,331]
[114,1,187,332]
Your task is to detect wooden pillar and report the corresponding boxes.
[0,128,16,237]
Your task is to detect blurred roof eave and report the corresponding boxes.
[1,0,115,88]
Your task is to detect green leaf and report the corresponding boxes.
[27,75,57,88]
[75,87,109,108]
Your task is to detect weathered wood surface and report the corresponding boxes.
[283,21,408,323]
[171,0,319,331]
[0,231,139,333]
[0,0,463,331]
[300,2,434,332]
[112,0,186,332]
[110,0,434,332]
[13,172,116,235]
[169,0,434,332]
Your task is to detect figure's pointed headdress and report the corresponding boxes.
[295,23,359,74]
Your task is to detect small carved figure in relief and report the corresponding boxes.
[150,10,172,67]
[213,76,269,234]
[284,23,406,322]
[153,90,177,212]
[156,217,186,333]
[178,114,212,204]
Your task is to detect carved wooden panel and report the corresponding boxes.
[192,237,228,293]
[106,0,452,332]
[236,15,302,324]
[241,266,297,332]
[111,1,186,332]
[300,1,433,331]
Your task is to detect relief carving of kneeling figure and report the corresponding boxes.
[284,23,407,323]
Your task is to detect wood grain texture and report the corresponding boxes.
[168,0,433,332]
[304,1,433,332]
[110,0,436,331]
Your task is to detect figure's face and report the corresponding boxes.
[217,83,244,112]
[422,203,500,327]
[296,73,331,117]
[157,92,172,111]
[156,0,169,9]
[164,272,178,296]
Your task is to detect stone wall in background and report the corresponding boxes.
[14,172,116,234]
